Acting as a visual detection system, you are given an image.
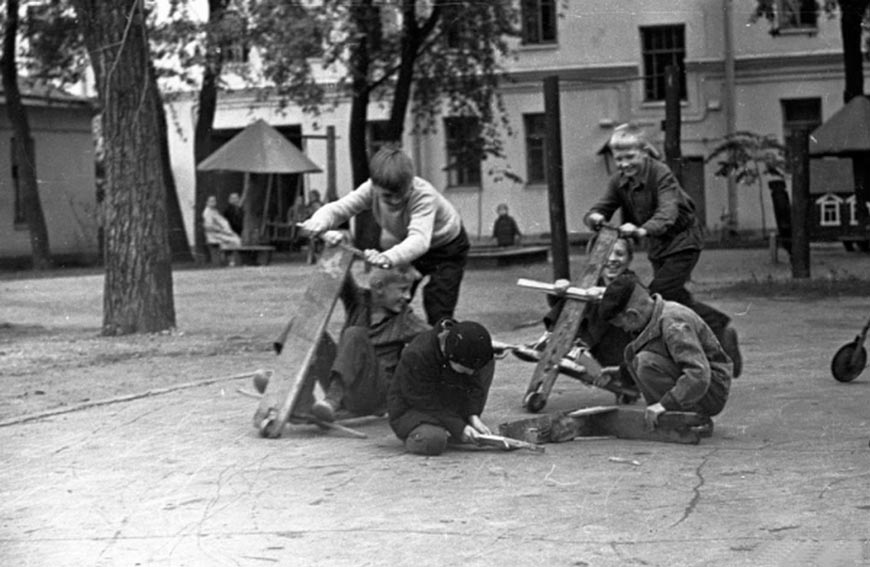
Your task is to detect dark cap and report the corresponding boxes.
[443,320,493,371]
[598,274,639,321]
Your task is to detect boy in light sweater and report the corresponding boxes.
[299,146,469,325]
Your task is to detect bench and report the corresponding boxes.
[839,235,870,252]
[209,244,276,266]
[466,245,550,268]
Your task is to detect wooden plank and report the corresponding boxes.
[580,407,713,445]
[521,227,619,412]
[516,278,605,301]
[566,405,618,418]
[475,434,546,453]
[498,407,714,445]
[253,246,355,438]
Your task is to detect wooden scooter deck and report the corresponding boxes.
[253,246,355,438]
[499,406,713,445]
[522,227,618,412]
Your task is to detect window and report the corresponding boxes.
[219,41,249,65]
[367,120,393,159]
[640,25,686,102]
[218,9,249,65]
[782,98,821,133]
[846,195,858,226]
[776,0,818,32]
[782,97,821,160]
[521,0,557,45]
[524,114,547,184]
[10,137,31,226]
[444,117,482,187]
[816,194,842,227]
[845,196,870,226]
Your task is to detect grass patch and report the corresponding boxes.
[715,270,870,299]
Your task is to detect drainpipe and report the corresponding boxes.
[723,0,738,232]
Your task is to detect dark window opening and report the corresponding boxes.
[524,113,547,184]
[641,24,687,102]
[521,0,557,45]
[444,117,482,188]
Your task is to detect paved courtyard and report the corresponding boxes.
[1,245,869,566]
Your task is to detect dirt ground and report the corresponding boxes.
[2,244,869,566]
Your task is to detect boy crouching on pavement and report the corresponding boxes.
[597,275,732,429]
[388,319,495,456]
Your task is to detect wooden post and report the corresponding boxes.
[664,65,683,185]
[788,130,811,279]
[326,125,337,203]
[544,75,570,281]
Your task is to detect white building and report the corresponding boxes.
[165,0,868,246]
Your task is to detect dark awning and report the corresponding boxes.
[809,96,870,156]
[197,119,322,174]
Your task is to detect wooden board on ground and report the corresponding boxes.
[498,407,713,445]
[522,226,618,412]
[253,245,355,438]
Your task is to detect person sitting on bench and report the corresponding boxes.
[203,195,241,248]
[388,319,495,456]
[597,275,732,428]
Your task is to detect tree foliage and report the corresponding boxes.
[706,131,786,185]
[707,131,786,235]
[250,0,521,247]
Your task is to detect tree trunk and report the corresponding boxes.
[193,0,230,261]
[838,0,870,230]
[1,0,52,270]
[386,1,428,141]
[72,0,176,335]
[348,0,380,251]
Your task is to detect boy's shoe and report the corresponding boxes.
[253,370,271,394]
[311,374,345,422]
[525,331,551,351]
[311,399,338,422]
[720,326,743,378]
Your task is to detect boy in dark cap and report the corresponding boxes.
[598,274,732,429]
[388,319,496,456]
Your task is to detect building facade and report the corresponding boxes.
[0,89,98,265]
[166,0,868,246]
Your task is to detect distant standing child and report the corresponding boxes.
[492,203,521,247]
[388,319,495,456]
[300,146,470,325]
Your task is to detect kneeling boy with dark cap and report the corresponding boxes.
[388,319,495,456]
[598,274,732,429]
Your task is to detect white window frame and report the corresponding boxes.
[815,193,843,227]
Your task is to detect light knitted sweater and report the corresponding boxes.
[308,177,463,265]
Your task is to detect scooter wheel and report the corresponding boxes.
[831,342,867,383]
[523,392,546,413]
